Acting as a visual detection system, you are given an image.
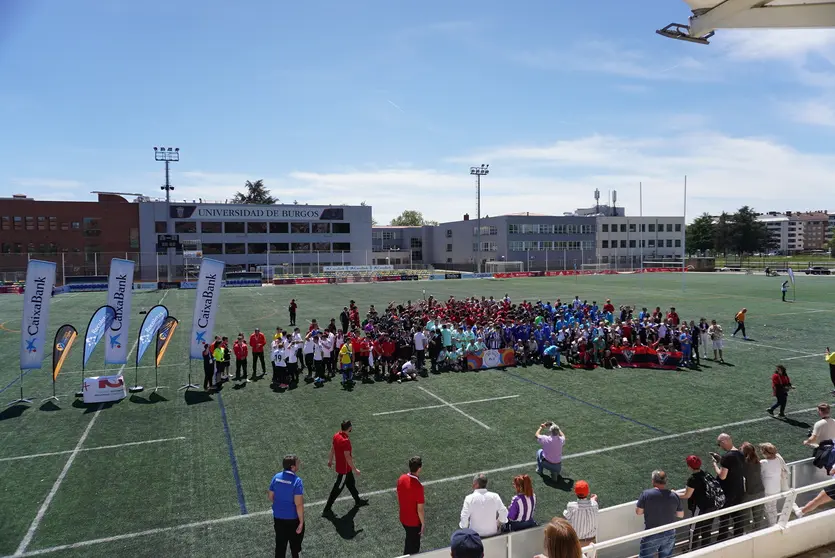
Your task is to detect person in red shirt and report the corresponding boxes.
[667,307,680,327]
[288,299,298,326]
[232,333,249,382]
[768,364,793,417]
[381,335,396,377]
[603,299,615,314]
[249,328,267,379]
[397,456,425,555]
[323,420,368,514]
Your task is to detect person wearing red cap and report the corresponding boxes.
[562,480,598,547]
[682,455,718,550]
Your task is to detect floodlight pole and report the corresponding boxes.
[470,164,489,274]
[155,147,180,282]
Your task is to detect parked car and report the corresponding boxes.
[805,267,832,275]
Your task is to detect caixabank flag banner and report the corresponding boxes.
[20,260,57,370]
[104,259,135,365]
[136,305,169,367]
[189,258,225,359]
[466,349,516,370]
[52,325,78,381]
[83,305,116,369]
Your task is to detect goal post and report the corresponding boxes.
[641,260,689,272]
[484,261,524,274]
[580,263,613,274]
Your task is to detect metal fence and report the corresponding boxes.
[405,456,832,558]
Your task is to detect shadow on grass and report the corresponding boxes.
[130,392,169,404]
[540,474,575,492]
[39,400,61,412]
[184,390,213,406]
[71,399,119,413]
[323,505,364,540]
[0,404,28,421]
[779,416,812,429]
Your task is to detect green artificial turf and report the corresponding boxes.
[0,273,833,557]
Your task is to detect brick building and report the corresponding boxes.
[0,193,140,280]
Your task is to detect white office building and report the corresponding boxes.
[595,216,686,269]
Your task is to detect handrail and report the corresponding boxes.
[582,476,835,555]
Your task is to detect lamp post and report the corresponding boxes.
[470,164,489,274]
[154,147,179,281]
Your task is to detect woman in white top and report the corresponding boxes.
[759,442,789,526]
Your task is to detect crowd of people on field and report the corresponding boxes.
[198,295,761,393]
[268,405,835,558]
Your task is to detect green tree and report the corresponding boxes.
[827,235,835,257]
[729,206,770,256]
[713,212,732,257]
[685,213,715,254]
[389,210,438,226]
[232,180,277,204]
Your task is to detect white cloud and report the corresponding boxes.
[11,178,84,190]
[785,98,835,128]
[720,29,835,62]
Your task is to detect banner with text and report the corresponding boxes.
[609,346,683,369]
[52,324,78,381]
[136,305,169,367]
[104,259,135,365]
[323,265,393,272]
[20,260,57,370]
[466,349,516,370]
[156,317,179,367]
[82,374,127,404]
[189,258,225,359]
[83,305,116,369]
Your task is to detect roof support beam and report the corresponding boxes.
[692,3,835,34]
[689,0,767,37]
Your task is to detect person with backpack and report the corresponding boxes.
[683,455,723,550]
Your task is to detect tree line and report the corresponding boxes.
[686,206,773,257]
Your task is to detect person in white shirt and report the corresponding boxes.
[302,337,315,380]
[708,320,725,363]
[804,403,835,447]
[759,443,789,525]
[321,333,334,379]
[271,338,287,389]
[310,333,325,386]
[413,330,427,371]
[397,358,418,384]
[284,339,299,384]
[563,480,599,546]
[459,473,508,537]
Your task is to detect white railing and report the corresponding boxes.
[404,457,833,558]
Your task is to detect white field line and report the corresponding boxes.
[415,386,492,430]
[13,290,167,557]
[0,437,186,463]
[783,353,826,361]
[725,338,817,355]
[372,395,520,416]
[6,405,820,558]
[769,309,829,318]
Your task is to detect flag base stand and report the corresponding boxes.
[179,362,198,391]
[75,391,83,397]
[9,371,33,405]
[41,395,59,403]
[129,385,145,393]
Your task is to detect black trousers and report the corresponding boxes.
[403,523,421,555]
[733,321,746,337]
[252,351,265,376]
[325,471,361,509]
[289,312,296,325]
[235,359,247,380]
[325,355,334,375]
[304,353,314,375]
[203,365,213,390]
[286,362,299,383]
[274,517,304,558]
[829,364,835,390]
[716,505,745,541]
[416,349,425,368]
[692,511,714,549]
[770,391,788,415]
[314,359,325,379]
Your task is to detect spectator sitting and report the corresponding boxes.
[505,474,537,531]
[562,480,599,547]
[395,358,419,384]
[636,470,683,558]
[459,473,508,537]
[534,517,583,558]
[536,422,566,481]
[450,528,484,558]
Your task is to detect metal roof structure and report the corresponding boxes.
[658,0,835,44]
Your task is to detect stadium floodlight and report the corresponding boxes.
[155,147,180,281]
[470,164,490,274]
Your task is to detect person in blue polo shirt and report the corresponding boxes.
[268,454,305,558]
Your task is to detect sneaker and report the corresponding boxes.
[767,408,774,415]
[355,498,370,507]
[793,504,804,518]
[396,379,402,384]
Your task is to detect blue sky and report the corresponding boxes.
[1,0,834,223]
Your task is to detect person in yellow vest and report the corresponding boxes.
[826,348,835,395]
[732,308,748,340]
[274,327,284,341]
[212,342,225,388]
[338,337,354,387]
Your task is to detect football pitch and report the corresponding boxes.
[0,273,833,558]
